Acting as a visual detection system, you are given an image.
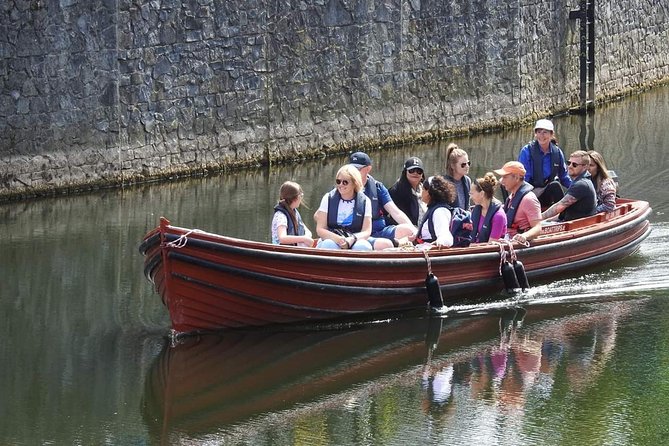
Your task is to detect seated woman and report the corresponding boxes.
[414,175,456,247]
[469,172,507,243]
[314,164,374,251]
[271,181,315,247]
[388,156,427,225]
[587,150,617,213]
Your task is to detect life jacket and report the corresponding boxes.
[327,189,366,233]
[273,204,305,244]
[504,182,534,231]
[417,203,449,243]
[471,201,502,243]
[363,175,384,221]
[443,174,471,210]
[529,141,563,188]
[418,203,472,247]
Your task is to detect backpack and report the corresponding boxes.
[448,206,473,247]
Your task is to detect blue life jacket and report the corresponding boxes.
[529,141,563,188]
[273,204,305,244]
[418,203,472,247]
[444,174,471,209]
[363,175,384,222]
[471,200,502,243]
[327,189,366,233]
[504,182,534,231]
[417,203,449,243]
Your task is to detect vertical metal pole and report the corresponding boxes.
[570,0,596,149]
[586,0,595,108]
[570,1,589,112]
[578,0,588,108]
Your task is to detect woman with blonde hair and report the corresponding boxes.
[469,173,507,243]
[443,143,472,210]
[587,150,617,213]
[314,164,374,250]
[271,181,314,247]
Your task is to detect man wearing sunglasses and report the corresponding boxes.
[349,151,416,249]
[517,119,572,208]
[540,150,596,222]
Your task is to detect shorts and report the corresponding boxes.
[371,225,397,240]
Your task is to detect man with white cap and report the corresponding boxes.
[517,119,572,208]
[494,161,543,244]
[349,151,416,249]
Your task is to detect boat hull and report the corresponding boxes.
[139,199,652,333]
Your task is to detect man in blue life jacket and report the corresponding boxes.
[541,150,597,222]
[349,152,416,249]
[518,119,572,208]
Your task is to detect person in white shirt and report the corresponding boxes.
[414,175,456,247]
[271,181,314,247]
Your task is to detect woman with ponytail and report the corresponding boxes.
[443,143,472,210]
[271,181,315,247]
[469,172,507,243]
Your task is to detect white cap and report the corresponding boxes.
[534,119,554,132]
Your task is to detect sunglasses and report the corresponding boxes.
[569,162,586,168]
[335,179,349,186]
[407,168,424,175]
[459,161,471,168]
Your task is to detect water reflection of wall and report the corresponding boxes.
[0,192,168,444]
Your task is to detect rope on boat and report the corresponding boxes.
[422,249,433,275]
[506,239,517,262]
[496,241,507,276]
[165,229,203,249]
[494,239,529,291]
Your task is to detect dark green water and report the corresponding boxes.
[2,85,669,445]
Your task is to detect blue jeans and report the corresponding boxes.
[317,238,373,251]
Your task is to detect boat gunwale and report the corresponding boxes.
[156,202,651,268]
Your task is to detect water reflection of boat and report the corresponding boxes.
[142,303,630,442]
[139,199,651,333]
[141,314,510,439]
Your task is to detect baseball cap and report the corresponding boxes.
[534,119,554,132]
[349,152,372,168]
[404,156,424,171]
[494,161,526,177]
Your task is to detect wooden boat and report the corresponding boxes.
[139,198,651,333]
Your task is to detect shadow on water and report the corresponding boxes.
[141,299,645,444]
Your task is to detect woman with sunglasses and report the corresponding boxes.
[469,173,507,243]
[443,143,472,210]
[271,181,315,247]
[314,164,374,250]
[388,156,427,226]
[414,175,457,247]
[587,150,617,213]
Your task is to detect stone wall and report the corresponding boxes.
[1,0,668,200]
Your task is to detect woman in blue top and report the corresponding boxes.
[314,164,374,251]
[271,181,314,247]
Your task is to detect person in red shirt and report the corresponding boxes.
[494,161,543,244]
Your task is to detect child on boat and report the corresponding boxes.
[271,181,315,247]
